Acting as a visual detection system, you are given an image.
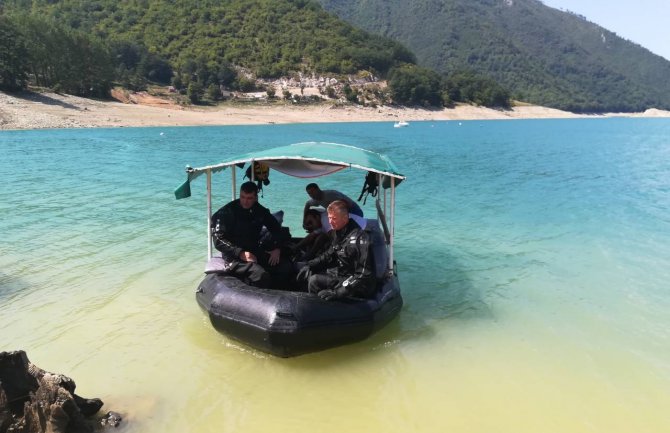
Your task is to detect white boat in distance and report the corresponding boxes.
[394,121,409,128]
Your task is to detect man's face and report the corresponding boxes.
[239,190,257,209]
[328,210,349,231]
[303,213,321,232]
[307,187,320,200]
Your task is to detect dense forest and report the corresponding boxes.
[318,0,670,112]
[0,13,114,96]
[0,0,510,108]
[4,0,669,112]
[11,0,669,111]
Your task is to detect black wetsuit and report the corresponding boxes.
[301,219,376,300]
[212,199,292,289]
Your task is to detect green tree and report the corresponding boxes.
[110,39,173,88]
[13,14,113,96]
[444,70,511,108]
[187,81,203,103]
[342,84,359,103]
[171,74,183,91]
[236,76,256,92]
[206,83,221,101]
[388,64,442,106]
[0,15,29,91]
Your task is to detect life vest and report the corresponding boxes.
[250,162,270,181]
[244,162,271,195]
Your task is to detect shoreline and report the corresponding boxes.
[2,90,669,131]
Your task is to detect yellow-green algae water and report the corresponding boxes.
[1,119,669,432]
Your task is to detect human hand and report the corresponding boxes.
[296,266,311,282]
[317,289,337,301]
[240,251,257,263]
[267,248,280,266]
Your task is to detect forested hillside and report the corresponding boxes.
[318,0,670,112]
[11,0,664,111]
[20,0,417,77]
[0,0,415,98]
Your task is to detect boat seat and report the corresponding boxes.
[365,219,389,280]
[205,255,231,274]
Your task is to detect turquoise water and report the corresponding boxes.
[1,118,669,432]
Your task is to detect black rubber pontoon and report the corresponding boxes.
[195,274,402,357]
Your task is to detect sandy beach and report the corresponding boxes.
[1,90,669,130]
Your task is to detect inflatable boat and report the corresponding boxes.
[175,142,406,357]
[195,273,402,357]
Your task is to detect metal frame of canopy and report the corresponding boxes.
[175,142,405,275]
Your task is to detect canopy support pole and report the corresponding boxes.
[231,165,236,201]
[389,177,396,273]
[206,169,212,259]
[384,183,388,220]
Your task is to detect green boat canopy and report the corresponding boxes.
[175,142,405,199]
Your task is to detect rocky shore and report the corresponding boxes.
[0,351,120,433]
[1,90,669,131]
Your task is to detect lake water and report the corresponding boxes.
[1,118,669,433]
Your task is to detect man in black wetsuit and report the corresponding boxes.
[211,181,292,289]
[296,200,376,300]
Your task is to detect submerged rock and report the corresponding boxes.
[0,351,116,433]
[99,412,122,428]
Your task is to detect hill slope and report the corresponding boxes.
[318,0,670,112]
[2,0,415,78]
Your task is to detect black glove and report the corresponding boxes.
[317,286,347,301]
[317,289,337,301]
[296,266,311,282]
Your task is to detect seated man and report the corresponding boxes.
[303,183,364,219]
[293,209,331,261]
[211,181,293,289]
[296,200,376,301]
[293,208,366,261]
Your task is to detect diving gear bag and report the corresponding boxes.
[357,171,378,205]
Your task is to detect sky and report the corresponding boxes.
[541,0,670,61]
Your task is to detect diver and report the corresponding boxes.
[292,208,332,261]
[211,181,293,289]
[303,183,364,220]
[296,200,375,301]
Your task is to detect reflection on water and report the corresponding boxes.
[1,119,670,433]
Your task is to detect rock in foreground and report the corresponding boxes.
[0,350,117,433]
